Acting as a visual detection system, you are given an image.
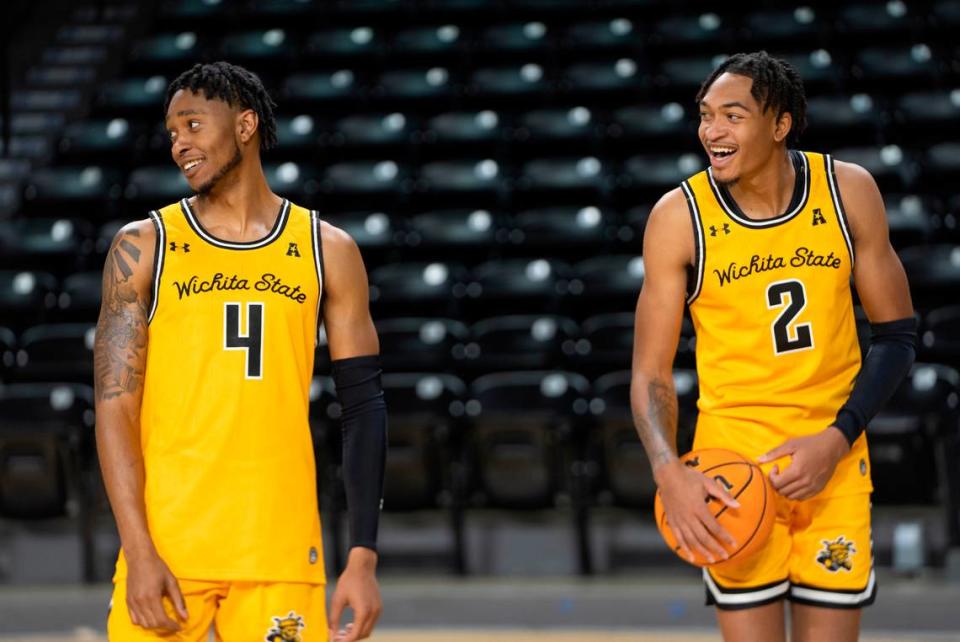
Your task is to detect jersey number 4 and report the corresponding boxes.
[766,280,814,355]
[224,302,264,379]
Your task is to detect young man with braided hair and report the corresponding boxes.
[95,61,386,641]
[631,51,915,641]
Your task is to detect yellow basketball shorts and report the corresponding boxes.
[108,578,328,641]
[705,492,876,610]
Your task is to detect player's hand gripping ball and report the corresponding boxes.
[654,448,775,567]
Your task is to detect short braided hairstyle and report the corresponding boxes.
[164,61,278,151]
[695,51,807,147]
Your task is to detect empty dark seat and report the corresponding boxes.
[219,29,296,63]
[564,59,645,93]
[407,209,499,255]
[331,113,413,147]
[831,146,909,191]
[579,313,633,374]
[563,18,637,51]
[517,156,606,192]
[854,44,941,83]
[305,27,382,59]
[510,205,610,250]
[884,194,933,249]
[742,7,821,43]
[921,306,960,367]
[369,261,467,318]
[466,258,573,318]
[284,71,362,104]
[869,364,959,505]
[0,327,15,381]
[276,114,322,152]
[467,370,591,508]
[60,271,103,323]
[425,110,503,144]
[393,24,464,55]
[610,102,692,141]
[420,159,504,194]
[17,323,96,383]
[0,382,95,519]
[467,314,580,373]
[516,107,599,142]
[899,245,960,310]
[324,211,398,251]
[321,160,407,194]
[22,166,123,215]
[0,218,90,273]
[839,2,915,36]
[125,165,190,205]
[57,118,139,162]
[621,153,704,191]
[0,271,59,330]
[129,32,204,69]
[480,22,551,53]
[375,318,469,372]
[97,77,169,114]
[470,64,549,97]
[378,67,455,99]
[574,255,645,313]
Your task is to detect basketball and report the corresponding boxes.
[654,448,775,567]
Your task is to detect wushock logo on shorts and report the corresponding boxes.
[265,611,305,641]
[816,536,856,572]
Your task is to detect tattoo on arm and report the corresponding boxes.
[94,231,148,401]
[634,377,679,469]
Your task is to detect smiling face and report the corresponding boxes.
[165,89,253,195]
[697,72,792,187]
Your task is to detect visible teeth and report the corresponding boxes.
[184,159,203,170]
[711,147,735,154]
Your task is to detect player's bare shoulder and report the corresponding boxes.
[831,159,887,239]
[102,218,157,297]
[644,186,696,267]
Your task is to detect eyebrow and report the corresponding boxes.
[700,100,753,112]
[165,109,207,127]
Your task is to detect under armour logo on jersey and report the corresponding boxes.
[812,208,827,226]
[286,242,301,257]
[170,241,190,253]
[709,223,731,237]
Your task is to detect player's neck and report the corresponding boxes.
[192,162,283,237]
[725,149,795,220]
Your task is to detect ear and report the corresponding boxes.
[237,109,260,146]
[774,111,792,144]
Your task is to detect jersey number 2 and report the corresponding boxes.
[766,280,813,355]
[224,302,264,379]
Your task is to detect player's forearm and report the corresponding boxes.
[631,369,681,477]
[96,407,156,559]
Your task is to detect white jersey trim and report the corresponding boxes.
[704,569,790,606]
[147,210,165,324]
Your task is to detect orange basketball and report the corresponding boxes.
[654,448,775,567]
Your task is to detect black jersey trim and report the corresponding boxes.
[310,210,325,347]
[703,570,790,609]
[147,210,165,324]
[789,568,877,609]
[180,197,290,250]
[681,180,706,305]
[707,151,811,229]
[825,154,856,267]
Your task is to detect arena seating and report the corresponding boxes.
[0,0,958,577]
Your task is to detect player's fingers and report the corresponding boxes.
[758,440,795,463]
[354,608,374,639]
[704,476,740,509]
[678,521,717,563]
[700,508,737,549]
[359,602,381,638]
[165,575,189,621]
[127,602,141,627]
[690,507,732,558]
[328,589,346,636]
[339,621,358,642]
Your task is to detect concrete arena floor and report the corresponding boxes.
[0,572,958,640]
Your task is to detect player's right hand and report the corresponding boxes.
[125,550,189,631]
[655,460,740,564]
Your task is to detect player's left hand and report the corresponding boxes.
[329,547,382,641]
[759,427,851,500]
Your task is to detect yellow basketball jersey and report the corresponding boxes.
[114,197,326,583]
[684,151,871,498]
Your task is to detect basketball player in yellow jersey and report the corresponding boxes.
[631,52,916,641]
[94,62,385,641]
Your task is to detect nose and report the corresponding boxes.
[171,133,192,159]
[702,119,726,142]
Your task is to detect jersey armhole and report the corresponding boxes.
[681,180,705,305]
[825,154,856,267]
[310,210,325,346]
[146,210,166,324]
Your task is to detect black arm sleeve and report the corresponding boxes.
[331,354,387,551]
[833,317,917,445]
